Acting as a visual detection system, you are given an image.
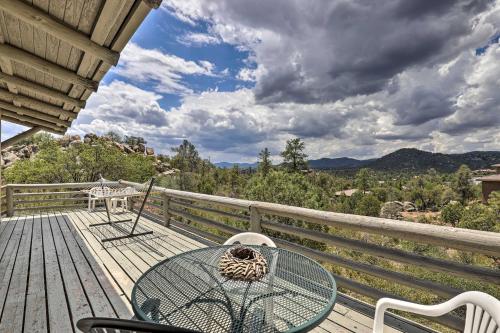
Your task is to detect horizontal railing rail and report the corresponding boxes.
[2,179,499,331]
[2,181,120,214]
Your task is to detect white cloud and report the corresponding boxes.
[116,43,216,95]
[177,32,221,46]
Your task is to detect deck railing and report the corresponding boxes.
[2,180,500,331]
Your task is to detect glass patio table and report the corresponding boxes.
[132,245,337,333]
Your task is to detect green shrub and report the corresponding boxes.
[458,204,496,231]
[441,202,464,226]
[354,194,382,217]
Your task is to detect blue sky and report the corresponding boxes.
[2,1,499,163]
[102,9,254,110]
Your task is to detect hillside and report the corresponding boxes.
[365,148,500,172]
[214,162,258,169]
[307,157,372,170]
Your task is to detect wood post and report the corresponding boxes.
[162,193,171,227]
[6,186,14,217]
[249,205,262,233]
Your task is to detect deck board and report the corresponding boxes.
[0,210,405,333]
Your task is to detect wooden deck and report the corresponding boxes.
[0,209,407,333]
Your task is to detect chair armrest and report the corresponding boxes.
[373,298,457,333]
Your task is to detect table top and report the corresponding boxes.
[81,187,143,199]
[132,245,336,333]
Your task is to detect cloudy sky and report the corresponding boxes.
[2,0,500,162]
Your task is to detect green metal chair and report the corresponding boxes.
[76,317,201,333]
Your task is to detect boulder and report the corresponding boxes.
[59,135,71,147]
[137,143,146,153]
[402,201,416,212]
[161,169,177,176]
[1,151,19,167]
[69,140,82,148]
[113,141,125,152]
[123,144,135,154]
[30,144,39,155]
[19,146,32,158]
[70,135,81,142]
[154,161,171,173]
[84,133,98,144]
[146,147,154,156]
[380,201,404,219]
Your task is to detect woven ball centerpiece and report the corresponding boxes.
[219,246,268,281]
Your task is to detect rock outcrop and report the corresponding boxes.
[1,133,176,176]
[380,201,417,219]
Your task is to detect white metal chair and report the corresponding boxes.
[224,232,277,247]
[373,291,500,333]
[87,186,111,211]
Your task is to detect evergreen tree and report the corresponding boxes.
[258,148,272,176]
[452,165,474,204]
[105,131,122,142]
[280,138,308,172]
[355,168,372,193]
[170,140,201,172]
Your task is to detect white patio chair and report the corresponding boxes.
[223,232,278,327]
[224,232,277,247]
[373,291,500,333]
[110,187,134,213]
[88,186,111,211]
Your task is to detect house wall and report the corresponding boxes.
[481,181,500,203]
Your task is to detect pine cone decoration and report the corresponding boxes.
[219,246,268,281]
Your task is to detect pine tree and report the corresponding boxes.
[258,148,272,176]
[280,138,308,172]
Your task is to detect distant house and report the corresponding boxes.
[478,164,500,203]
[334,189,371,197]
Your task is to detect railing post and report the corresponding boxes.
[6,186,14,217]
[162,193,171,227]
[249,205,261,233]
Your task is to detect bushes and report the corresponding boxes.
[441,202,464,226]
[458,203,496,232]
[354,194,382,217]
[244,170,329,210]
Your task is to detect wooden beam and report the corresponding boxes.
[0,102,70,127]
[0,43,98,91]
[1,127,41,149]
[0,12,17,94]
[0,112,64,134]
[0,0,120,66]
[142,0,163,9]
[0,72,85,108]
[59,1,131,116]
[0,88,76,119]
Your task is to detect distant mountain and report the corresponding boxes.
[365,148,500,172]
[215,148,500,173]
[307,157,372,170]
[215,162,258,169]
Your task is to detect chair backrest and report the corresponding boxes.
[224,232,277,247]
[463,292,500,333]
[76,317,200,333]
[89,187,102,195]
[373,291,500,333]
